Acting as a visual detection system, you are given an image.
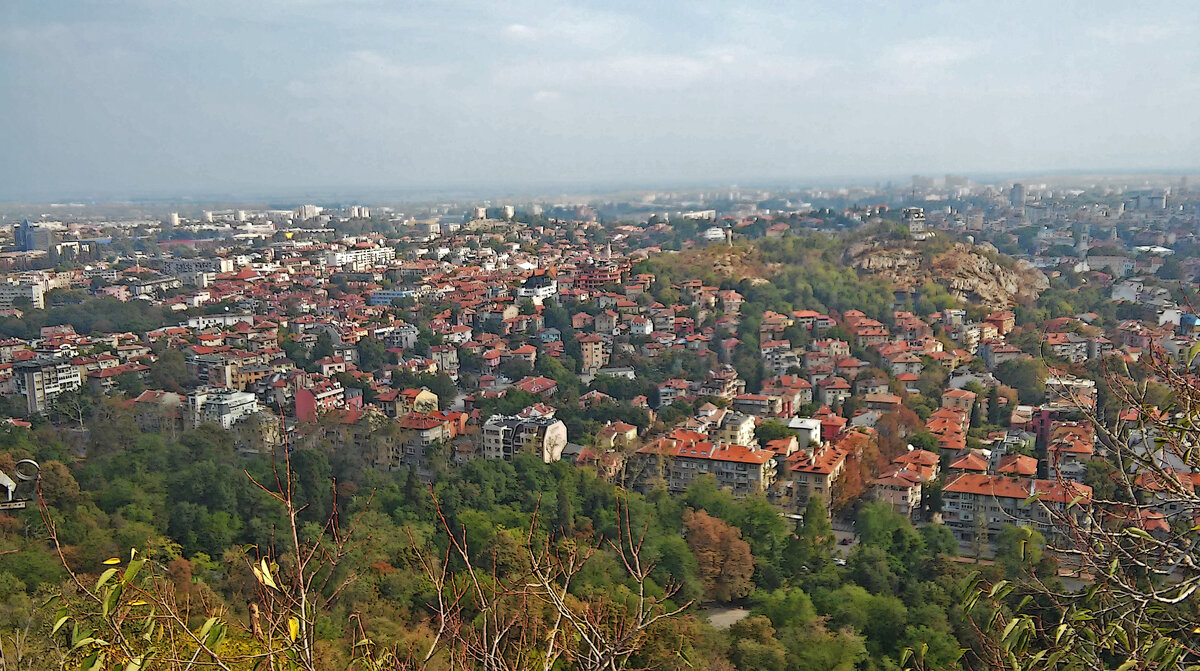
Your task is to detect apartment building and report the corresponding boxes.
[14,356,82,414]
[941,473,1092,546]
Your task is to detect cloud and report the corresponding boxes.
[285,50,452,98]
[1087,23,1185,46]
[502,23,537,41]
[882,38,983,70]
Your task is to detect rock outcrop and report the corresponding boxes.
[850,242,1048,309]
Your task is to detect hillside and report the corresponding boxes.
[848,241,1049,310]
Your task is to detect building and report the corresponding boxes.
[576,334,609,373]
[130,390,185,434]
[873,470,923,519]
[13,220,58,252]
[0,282,45,310]
[295,205,322,221]
[14,357,82,414]
[941,473,1091,547]
[784,440,850,508]
[482,412,568,463]
[187,388,261,429]
[634,431,776,496]
[903,207,931,241]
[517,270,558,305]
[324,246,397,271]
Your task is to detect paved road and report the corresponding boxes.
[704,606,750,630]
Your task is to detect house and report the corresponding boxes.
[941,388,977,412]
[816,376,851,407]
[130,390,185,435]
[872,470,923,519]
[513,375,558,397]
[595,421,638,449]
[783,440,850,509]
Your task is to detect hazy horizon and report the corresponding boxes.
[3,1,1198,202]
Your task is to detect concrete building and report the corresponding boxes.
[482,413,568,463]
[941,473,1091,547]
[187,388,261,429]
[0,282,44,310]
[14,356,82,414]
[634,429,777,496]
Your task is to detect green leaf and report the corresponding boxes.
[1123,526,1154,542]
[96,568,119,589]
[122,559,145,584]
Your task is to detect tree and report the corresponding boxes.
[683,508,755,602]
[753,420,798,445]
[986,384,1003,425]
[993,524,1044,577]
[726,615,786,671]
[786,493,834,575]
[356,337,389,372]
[555,478,575,537]
[995,358,1048,404]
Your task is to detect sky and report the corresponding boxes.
[1,1,1198,201]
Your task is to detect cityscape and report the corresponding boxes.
[1,1,1198,669]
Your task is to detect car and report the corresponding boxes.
[833,558,847,566]
[839,537,851,545]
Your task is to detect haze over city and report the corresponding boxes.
[2,0,1198,201]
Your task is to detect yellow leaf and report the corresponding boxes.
[288,617,299,642]
[102,558,121,565]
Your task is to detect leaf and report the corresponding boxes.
[122,559,145,584]
[1187,340,1200,367]
[198,617,217,643]
[52,615,70,636]
[288,617,299,642]
[253,558,279,591]
[102,557,121,565]
[1123,526,1154,542]
[96,568,119,589]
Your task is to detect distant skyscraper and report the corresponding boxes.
[294,205,321,221]
[166,212,180,227]
[471,206,487,220]
[13,221,56,252]
[502,205,515,219]
[1009,183,1026,208]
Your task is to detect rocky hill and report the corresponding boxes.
[848,241,1048,309]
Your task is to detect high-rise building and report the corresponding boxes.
[14,357,82,414]
[1009,183,1027,208]
[294,205,322,221]
[13,221,57,252]
[0,282,45,310]
[502,205,515,219]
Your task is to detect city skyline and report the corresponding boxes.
[2,1,1198,201]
